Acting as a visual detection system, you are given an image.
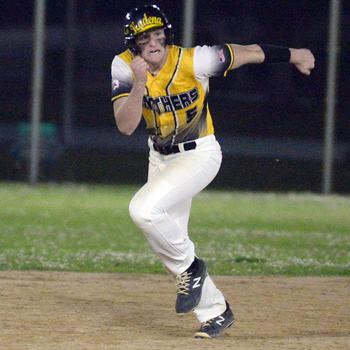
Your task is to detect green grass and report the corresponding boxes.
[0,183,349,276]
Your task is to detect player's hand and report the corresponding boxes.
[290,48,315,75]
[131,56,149,84]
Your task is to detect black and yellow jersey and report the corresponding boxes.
[111,44,234,147]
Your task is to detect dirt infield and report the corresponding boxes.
[0,272,349,350]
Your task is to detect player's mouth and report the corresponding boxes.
[149,49,161,55]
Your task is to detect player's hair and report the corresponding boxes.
[123,4,174,54]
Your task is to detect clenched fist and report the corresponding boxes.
[131,56,150,84]
[290,48,315,76]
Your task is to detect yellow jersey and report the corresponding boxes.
[111,44,234,147]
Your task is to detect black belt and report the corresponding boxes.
[153,141,197,155]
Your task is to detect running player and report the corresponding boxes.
[111,4,315,338]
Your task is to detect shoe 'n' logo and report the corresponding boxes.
[216,316,225,326]
[192,277,201,289]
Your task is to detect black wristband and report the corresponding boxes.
[259,44,291,63]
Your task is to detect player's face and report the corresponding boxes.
[135,29,167,67]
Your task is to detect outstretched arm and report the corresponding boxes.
[229,44,315,75]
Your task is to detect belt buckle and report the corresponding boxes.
[153,143,170,155]
[160,146,169,155]
[163,144,173,155]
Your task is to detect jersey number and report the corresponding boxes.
[186,106,197,123]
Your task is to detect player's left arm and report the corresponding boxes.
[229,44,315,75]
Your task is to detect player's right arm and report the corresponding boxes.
[112,56,149,135]
[113,81,145,136]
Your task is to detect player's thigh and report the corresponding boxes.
[147,148,162,180]
[132,147,221,213]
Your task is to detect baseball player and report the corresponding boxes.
[111,4,315,338]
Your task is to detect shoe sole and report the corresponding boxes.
[194,320,234,339]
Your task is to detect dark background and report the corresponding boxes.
[0,1,349,192]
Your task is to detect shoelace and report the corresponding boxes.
[175,271,192,295]
[201,319,213,329]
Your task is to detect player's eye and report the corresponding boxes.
[153,31,165,39]
[138,40,149,46]
[136,33,150,46]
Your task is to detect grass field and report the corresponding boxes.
[0,183,349,276]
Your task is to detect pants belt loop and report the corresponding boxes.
[177,143,185,153]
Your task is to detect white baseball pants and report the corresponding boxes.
[129,134,226,322]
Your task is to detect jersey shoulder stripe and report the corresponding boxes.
[194,44,234,78]
[224,44,234,76]
[118,49,134,65]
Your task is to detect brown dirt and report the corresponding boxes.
[0,271,349,350]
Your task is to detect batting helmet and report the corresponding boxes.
[123,4,174,54]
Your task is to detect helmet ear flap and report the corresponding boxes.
[164,27,174,45]
[125,38,139,55]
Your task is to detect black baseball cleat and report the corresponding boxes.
[175,257,207,314]
[194,301,234,338]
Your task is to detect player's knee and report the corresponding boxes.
[129,197,162,227]
[129,198,143,226]
[129,198,151,227]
